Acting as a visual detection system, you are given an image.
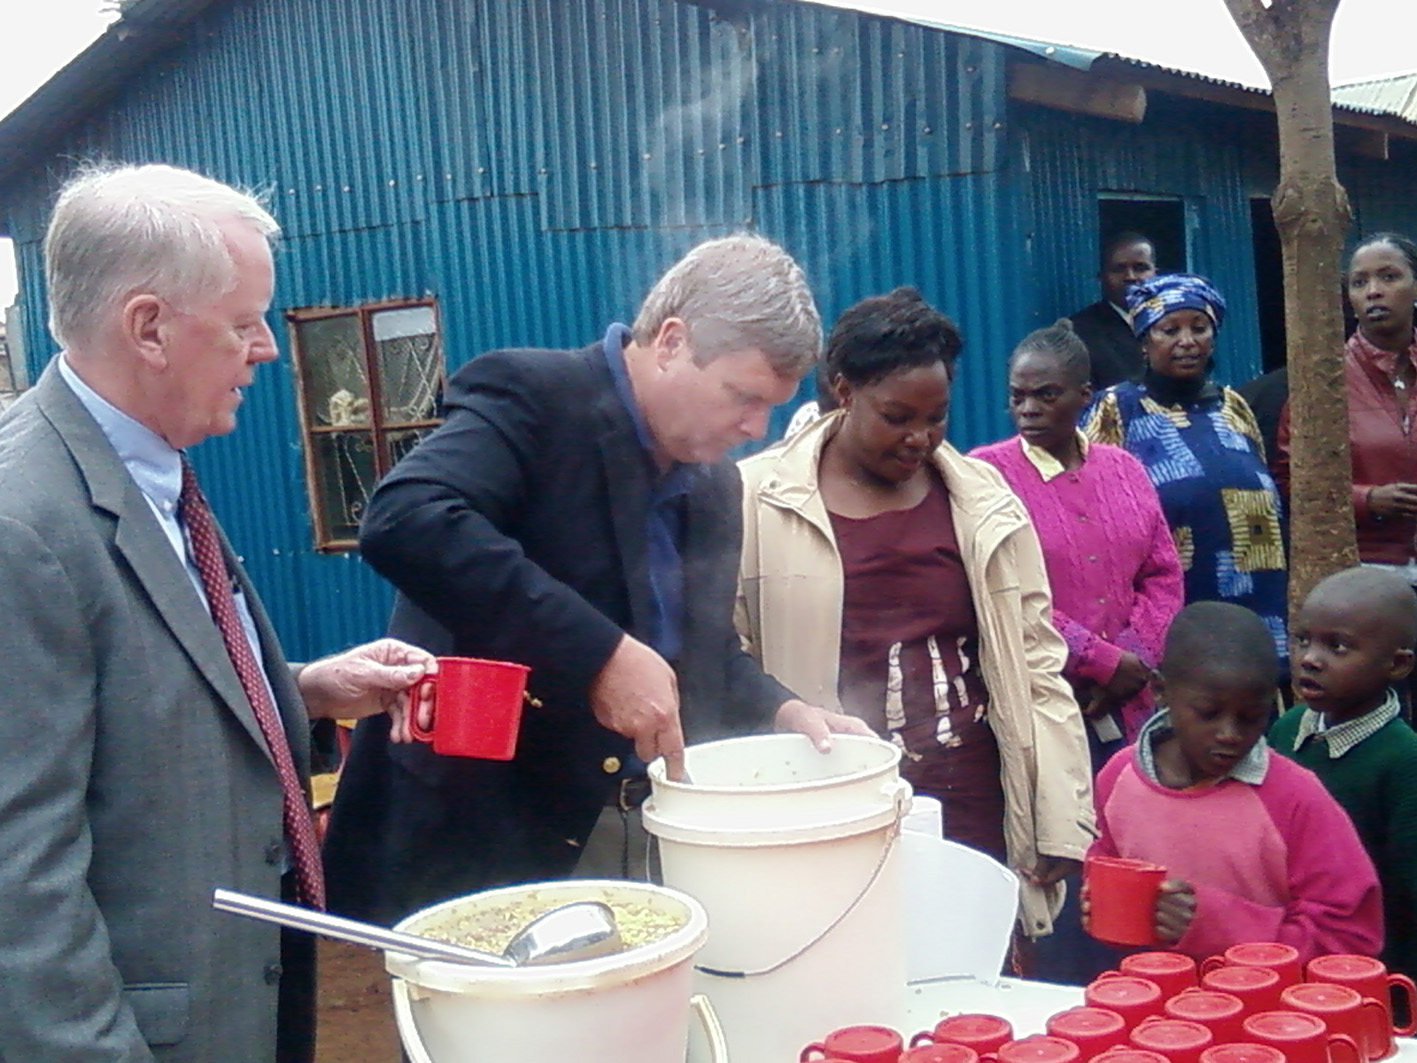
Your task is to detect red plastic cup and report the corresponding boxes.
[1200,943,1302,989]
[984,1036,1080,1063]
[1129,1018,1213,1063]
[1085,856,1166,946]
[1093,1050,1171,1063]
[407,656,530,759]
[1086,975,1166,1030]
[1282,982,1391,1062]
[1165,989,1247,1046]
[902,1045,982,1063]
[1124,953,1201,997]
[1242,1010,1363,1063]
[1307,953,1417,1039]
[1199,1044,1287,1063]
[1200,966,1284,1017]
[913,1014,1015,1054]
[801,1025,904,1063]
[1046,1006,1129,1057]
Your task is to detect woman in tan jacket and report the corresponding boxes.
[736,288,1095,938]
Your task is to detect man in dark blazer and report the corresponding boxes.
[324,235,870,924]
[1069,232,1157,389]
[0,164,435,1063]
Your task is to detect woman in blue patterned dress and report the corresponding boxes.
[1083,274,1288,664]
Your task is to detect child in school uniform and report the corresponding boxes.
[1089,601,1383,961]
[1271,566,1417,980]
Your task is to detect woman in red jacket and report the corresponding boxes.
[1279,234,1417,575]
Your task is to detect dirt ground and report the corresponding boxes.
[316,939,402,1063]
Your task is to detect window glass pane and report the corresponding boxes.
[310,431,377,543]
[296,315,371,428]
[385,426,439,467]
[372,306,442,425]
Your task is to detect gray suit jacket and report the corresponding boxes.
[0,364,310,1063]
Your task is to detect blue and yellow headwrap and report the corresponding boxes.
[1126,273,1227,337]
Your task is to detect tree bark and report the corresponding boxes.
[1222,0,1358,615]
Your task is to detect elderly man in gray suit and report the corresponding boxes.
[0,164,435,1063]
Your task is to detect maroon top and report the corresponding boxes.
[830,471,1006,861]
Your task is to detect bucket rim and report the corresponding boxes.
[648,732,901,794]
[386,879,708,997]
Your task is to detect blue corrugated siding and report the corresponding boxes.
[9,0,1408,659]
[1015,100,1267,387]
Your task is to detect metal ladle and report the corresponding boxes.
[212,889,622,967]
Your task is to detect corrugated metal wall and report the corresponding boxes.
[6,0,1409,658]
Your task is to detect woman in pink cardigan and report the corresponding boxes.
[973,320,1184,764]
[973,319,1185,983]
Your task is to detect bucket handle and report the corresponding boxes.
[695,777,911,980]
[690,993,730,1063]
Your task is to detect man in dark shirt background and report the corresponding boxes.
[1070,232,1157,389]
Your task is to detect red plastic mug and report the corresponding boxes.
[1086,975,1166,1030]
[801,1025,904,1063]
[1198,1045,1286,1063]
[1281,982,1390,1062]
[983,1036,1080,1063]
[408,656,530,759]
[1124,953,1201,997]
[1306,953,1417,1038]
[1092,1050,1171,1063]
[1085,856,1166,947]
[913,1014,1015,1054]
[1129,1018,1213,1063]
[1201,943,1302,989]
[902,1045,982,1063]
[1165,989,1247,1046]
[1200,966,1284,1017]
[1046,1006,1128,1057]
[1242,1010,1363,1063]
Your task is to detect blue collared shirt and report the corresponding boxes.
[601,323,703,663]
[57,355,278,712]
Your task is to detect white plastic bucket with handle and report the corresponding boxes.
[385,880,726,1063]
[644,733,911,1063]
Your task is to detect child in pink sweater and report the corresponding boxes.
[1090,601,1383,961]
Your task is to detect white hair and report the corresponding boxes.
[632,233,822,377]
[44,163,279,349]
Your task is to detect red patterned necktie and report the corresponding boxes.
[180,458,326,909]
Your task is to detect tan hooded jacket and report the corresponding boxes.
[735,412,1096,936]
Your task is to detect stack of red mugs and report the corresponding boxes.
[798,946,1414,1063]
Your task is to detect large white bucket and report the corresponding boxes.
[644,734,911,1063]
[386,880,725,1063]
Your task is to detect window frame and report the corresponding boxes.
[286,297,445,552]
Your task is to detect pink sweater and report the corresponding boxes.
[970,437,1183,738]
[1092,747,1384,962]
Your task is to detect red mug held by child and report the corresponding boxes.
[1306,953,1417,1038]
[1085,856,1166,947]
[913,1014,1014,1054]
[1046,1006,1128,1057]
[407,656,530,759]
[1199,965,1284,1017]
[800,1025,904,1063]
[1129,1017,1213,1063]
[1200,943,1302,989]
[1281,982,1391,1062]
[1123,952,1200,997]
[1242,1010,1363,1063]
[1086,975,1166,1030]
[1164,989,1247,1046]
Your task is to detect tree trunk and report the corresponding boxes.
[1222,0,1359,615]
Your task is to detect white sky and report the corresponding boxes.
[2,0,1415,309]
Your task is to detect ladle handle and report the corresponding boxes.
[212,888,515,968]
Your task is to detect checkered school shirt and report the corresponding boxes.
[1134,710,1269,785]
[1291,687,1401,759]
